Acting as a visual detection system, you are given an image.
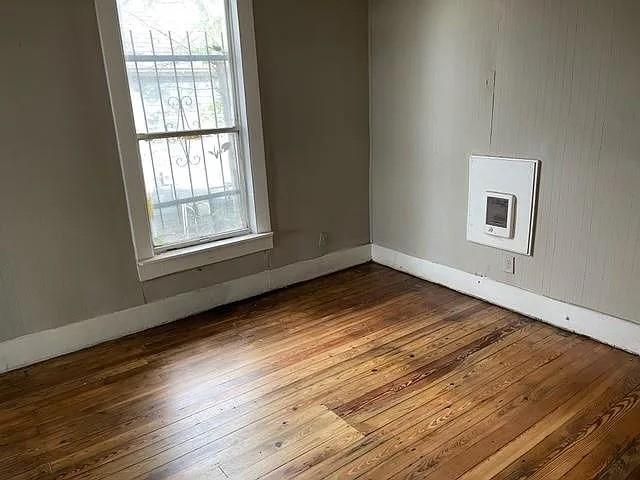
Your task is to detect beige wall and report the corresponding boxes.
[253,0,370,269]
[8,0,636,344]
[371,0,640,323]
[0,0,369,342]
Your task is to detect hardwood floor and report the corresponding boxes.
[2,263,640,479]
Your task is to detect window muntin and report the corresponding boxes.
[115,0,248,250]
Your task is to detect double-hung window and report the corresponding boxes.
[96,0,271,280]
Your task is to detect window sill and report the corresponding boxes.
[137,232,273,281]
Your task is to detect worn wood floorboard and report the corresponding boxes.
[1,263,639,479]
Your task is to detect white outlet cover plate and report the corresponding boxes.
[467,155,539,255]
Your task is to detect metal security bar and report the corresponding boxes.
[123,27,249,249]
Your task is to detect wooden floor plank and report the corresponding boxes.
[1,263,639,480]
[446,350,633,480]
[30,292,468,479]
[300,335,597,480]
[488,355,640,480]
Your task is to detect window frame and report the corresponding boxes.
[95,0,272,281]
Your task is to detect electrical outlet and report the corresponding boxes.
[318,232,328,249]
[502,255,515,274]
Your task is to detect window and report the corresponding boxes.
[96,0,271,280]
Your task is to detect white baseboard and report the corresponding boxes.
[372,244,640,356]
[0,245,372,373]
[5,242,636,374]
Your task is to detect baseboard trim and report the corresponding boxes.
[0,245,372,373]
[372,244,640,356]
[6,242,635,374]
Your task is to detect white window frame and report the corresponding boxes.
[95,0,272,281]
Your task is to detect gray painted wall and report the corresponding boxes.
[5,0,636,344]
[371,0,640,323]
[0,0,369,342]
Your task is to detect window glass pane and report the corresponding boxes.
[117,0,236,133]
[139,133,248,248]
[115,0,250,250]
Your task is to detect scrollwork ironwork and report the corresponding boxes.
[166,95,203,167]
